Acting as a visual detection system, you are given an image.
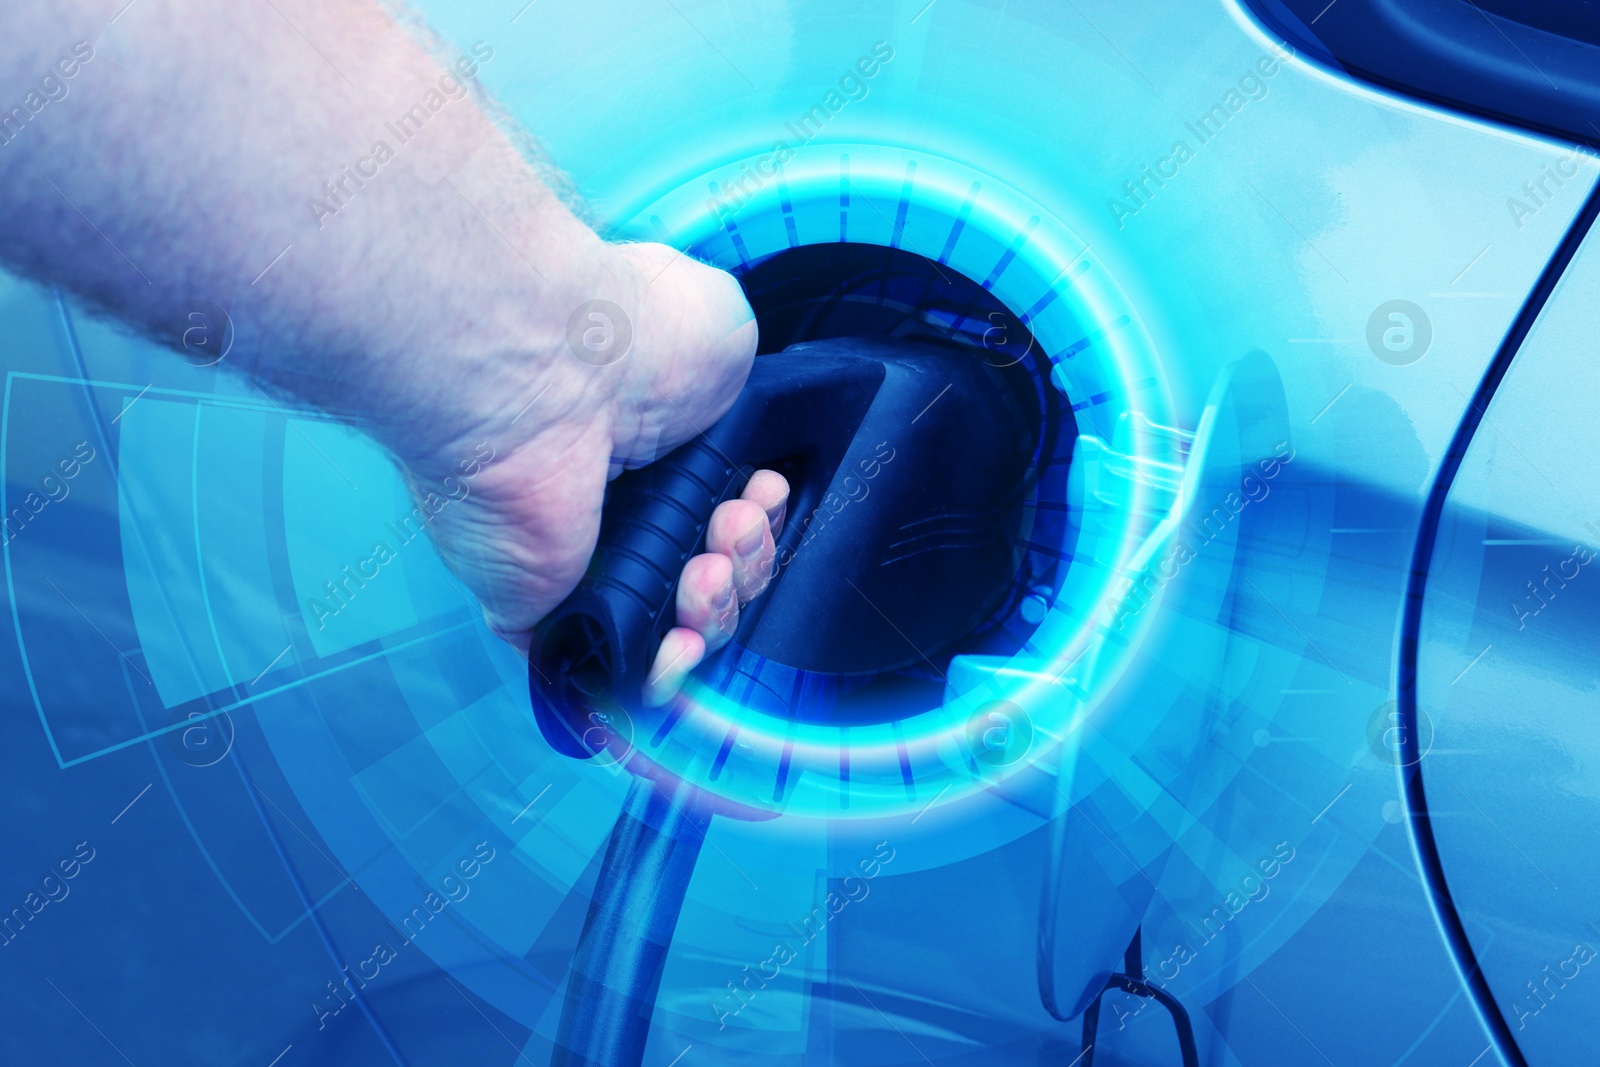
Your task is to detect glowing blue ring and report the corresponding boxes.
[615,144,1183,818]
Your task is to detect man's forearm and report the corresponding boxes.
[0,0,606,460]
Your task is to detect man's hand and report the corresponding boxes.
[407,241,790,705]
[0,1,788,705]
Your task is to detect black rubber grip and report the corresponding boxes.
[539,430,748,726]
[530,350,884,755]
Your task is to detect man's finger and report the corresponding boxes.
[643,627,705,708]
[675,552,739,653]
[707,497,774,602]
[743,469,789,538]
